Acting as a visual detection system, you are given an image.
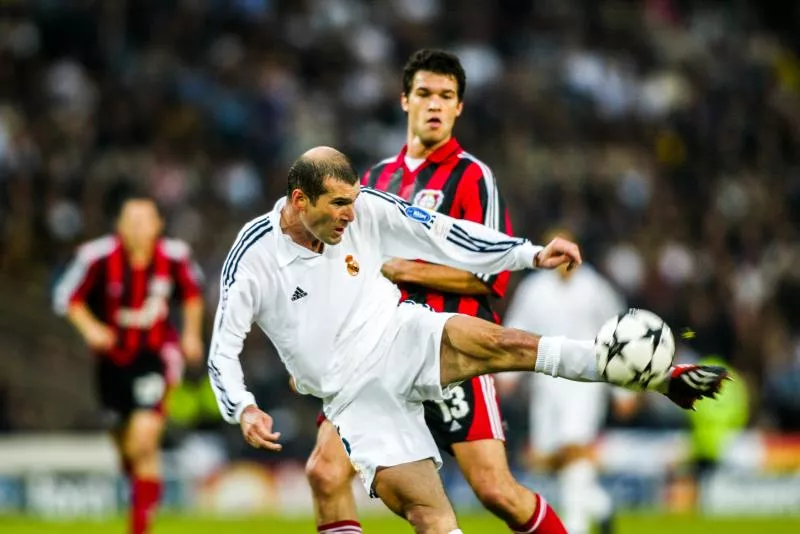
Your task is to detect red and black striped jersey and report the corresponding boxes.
[362,137,512,323]
[53,235,203,365]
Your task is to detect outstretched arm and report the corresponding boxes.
[363,188,581,276]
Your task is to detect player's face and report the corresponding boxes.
[402,70,463,147]
[116,199,163,250]
[299,177,359,245]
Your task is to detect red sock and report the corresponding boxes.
[317,519,363,533]
[509,494,566,533]
[130,478,162,534]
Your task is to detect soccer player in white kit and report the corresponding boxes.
[208,146,729,534]
[503,230,636,534]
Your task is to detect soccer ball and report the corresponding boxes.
[594,309,675,390]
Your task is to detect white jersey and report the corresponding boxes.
[504,266,629,452]
[504,266,625,339]
[208,187,541,424]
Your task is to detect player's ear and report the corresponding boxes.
[401,93,409,112]
[290,189,309,210]
[455,100,463,117]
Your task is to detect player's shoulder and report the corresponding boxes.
[363,154,400,184]
[369,154,398,171]
[159,237,192,260]
[456,150,495,179]
[576,264,619,293]
[359,186,408,210]
[229,212,278,262]
[234,212,276,243]
[75,235,118,262]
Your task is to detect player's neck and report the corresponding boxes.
[406,133,452,160]
[279,206,323,253]
[122,242,155,268]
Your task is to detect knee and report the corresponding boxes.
[472,476,518,515]
[305,449,352,497]
[404,503,454,532]
[123,432,160,462]
[558,444,594,467]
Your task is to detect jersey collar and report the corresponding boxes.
[272,197,325,267]
[397,137,461,166]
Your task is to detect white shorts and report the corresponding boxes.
[324,302,456,493]
[530,374,607,455]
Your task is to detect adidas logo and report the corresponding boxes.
[290,287,308,302]
[449,420,462,432]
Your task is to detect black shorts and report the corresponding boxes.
[95,351,168,424]
[423,375,506,455]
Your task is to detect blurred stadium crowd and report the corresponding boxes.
[0,0,799,466]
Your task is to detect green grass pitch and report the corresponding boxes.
[1,513,800,533]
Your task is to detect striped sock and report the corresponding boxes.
[317,520,362,533]
[509,494,567,533]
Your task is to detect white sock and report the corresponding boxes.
[560,459,596,534]
[535,337,600,382]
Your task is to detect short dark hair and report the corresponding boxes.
[287,151,359,204]
[402,49,467,101]
[105,181,162,221]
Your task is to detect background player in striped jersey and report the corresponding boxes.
[305,49,567,534]
[52,193,205,534]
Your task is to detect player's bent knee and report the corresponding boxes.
[404,503,455,532]
[559,443,594,466]
[305,449,353,496]
[474,484,517,515]
[471,472,519,515]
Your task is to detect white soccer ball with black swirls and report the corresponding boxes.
[594,309,675,390]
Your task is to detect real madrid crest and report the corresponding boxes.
[345,254,360,276]
[413,189,445,211]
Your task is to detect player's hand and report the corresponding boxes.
[656,364,731,410]
[381,258,409,283]
[534,237,582,271]
[83,321,117,352]
[240,405,282,451]
[180,332,204,367]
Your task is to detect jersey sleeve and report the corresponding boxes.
[362,187,542,277]
[455,164,513,297]
[207,245,261,425]
[174,251,204,302]
[52,245,103,316]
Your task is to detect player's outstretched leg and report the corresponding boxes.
[305,418,362,533]
[372,458,461,534]
[438,314,729,409]
[120,410,165,534]
[453,439,567,533]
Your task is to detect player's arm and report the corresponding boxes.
[207,267,259,425]
[380,166,510,296]
[52,248,116,352]
[174,247,205,366]
[363,188,580,276]
[380,260,491,294]
[207,253,281,451]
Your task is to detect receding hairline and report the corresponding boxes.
[298,146,349,166]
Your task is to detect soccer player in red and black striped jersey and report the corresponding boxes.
[53,194,204,534]
[305,49,568,534]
